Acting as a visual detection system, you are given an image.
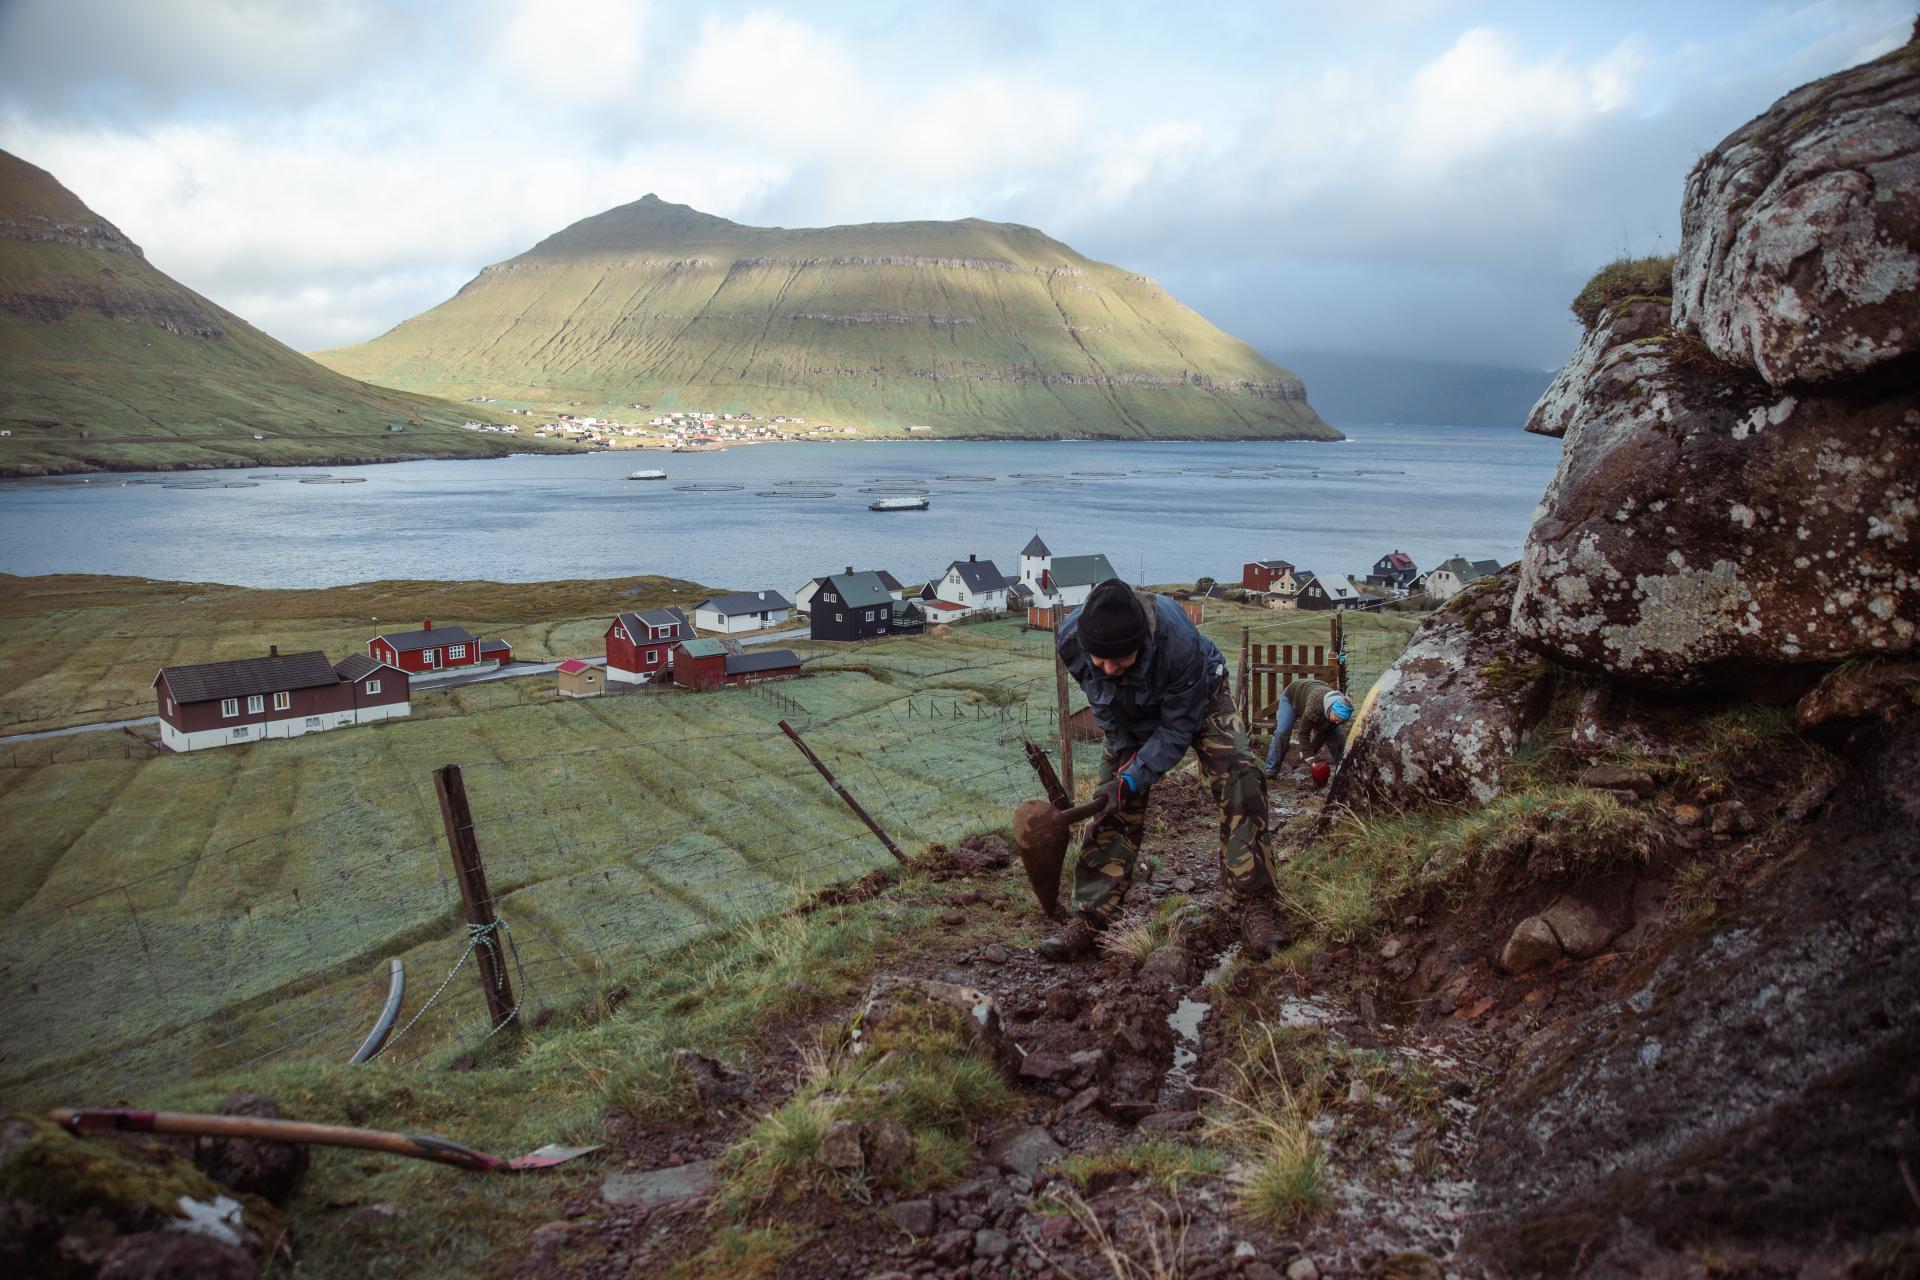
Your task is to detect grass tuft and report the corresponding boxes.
[1570,255,1674,327]
[1101,893,1191,963]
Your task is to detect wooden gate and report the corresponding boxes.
[1235,615,1346,745]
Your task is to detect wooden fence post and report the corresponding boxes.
[432,764,515,1031]
[1331,614,1348,692]
[1054,652,1075,799]
[1237,626,1250,717]
[778,720,907,865]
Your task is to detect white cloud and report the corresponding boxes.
[1,1,1909,369]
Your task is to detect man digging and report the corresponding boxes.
[1039,578,1290,962]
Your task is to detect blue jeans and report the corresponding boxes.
[1263,698,1296,773]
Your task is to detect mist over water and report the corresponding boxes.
[0,426,1562,591]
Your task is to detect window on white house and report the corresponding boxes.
[273,691,290,711]
[366,679,381,695]
[450,644,467,660]
[221,698,238,717]
[247,695,264,714]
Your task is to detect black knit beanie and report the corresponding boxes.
[1079,579,1148,658]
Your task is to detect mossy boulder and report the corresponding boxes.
[1328,566,1554,811]
[1672,37,1920,387]
[0,1114,285,1278]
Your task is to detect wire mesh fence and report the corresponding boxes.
[0,631,1089,1110]
[2,613,1418,1110]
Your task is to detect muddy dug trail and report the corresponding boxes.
[510,767,1500,1280]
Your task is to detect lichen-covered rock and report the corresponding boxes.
[0,1114,284,1278]
[1463,715,1920,1273]
[1671,39,1920,387]
[1328,566,1553,811]
[1511,338,1920,685]
[1526,297,1671,438]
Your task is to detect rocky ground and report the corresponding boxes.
[494,766,1525,1280]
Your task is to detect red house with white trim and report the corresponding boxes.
[367,619,500,678]
[153,647,410,753]
[606,607,692,685]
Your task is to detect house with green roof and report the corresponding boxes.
[810,568,900,642]
[1016,532,1119,608]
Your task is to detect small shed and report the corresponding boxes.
[555,658,603,698]
[673,638,729,690]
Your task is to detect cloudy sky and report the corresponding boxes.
[1,0,1909,371]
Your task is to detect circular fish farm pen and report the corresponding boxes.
[934,474,996,482]
[163,481,260,489]
[1070,470,1129,477]
[859,485,930,494]
[776,479,838,487]
[755,491,835,498]
[674,483,746,493]
[298,477,368,484]
[1005,472,1062,479]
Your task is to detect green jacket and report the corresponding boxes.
[1280,678,1347,760]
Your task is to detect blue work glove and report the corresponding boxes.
[1091,772,1138,815]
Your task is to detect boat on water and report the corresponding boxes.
[628,468,667,480]
[869,496,930,512]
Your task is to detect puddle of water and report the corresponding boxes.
[1162,945,1239,1093]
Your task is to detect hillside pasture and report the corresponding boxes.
[0,597,1422,1108]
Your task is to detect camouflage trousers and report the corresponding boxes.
[1072,680,1276,924]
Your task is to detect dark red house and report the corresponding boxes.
[1242,559,1295,593]
[154,647,409,753]
[606,607,692,685]
[367,620,496,677]
[672,638,729,690]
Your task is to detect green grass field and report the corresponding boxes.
[0,573,715,735]
[0,587,1419,1109]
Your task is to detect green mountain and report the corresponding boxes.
[0,150,560,475]
[315,196,1338,441]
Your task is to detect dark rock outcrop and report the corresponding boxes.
[1463,715,1920,1273]
[1515,37,1920,689]
[1511,344,1920,685]
[1328,566,1553,810]
[1672,44,1920,388]
[1525,298,1670,439]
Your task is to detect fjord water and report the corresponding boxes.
[0,426,1561,590]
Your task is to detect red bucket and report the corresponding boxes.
[1310,761,1331,789]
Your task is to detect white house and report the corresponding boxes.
[1018,535,1119,609]
[693,590,792,634]
[1422,556,1503,602]
[929,554,1010,618]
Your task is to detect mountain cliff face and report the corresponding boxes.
[314,196,1338,441]
[0,150,536,475]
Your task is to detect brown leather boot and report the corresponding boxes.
[1240,900,1291,960]
[1037,916,1102,962]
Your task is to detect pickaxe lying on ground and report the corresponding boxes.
[51,1107,600,1173]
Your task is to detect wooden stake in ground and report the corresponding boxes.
[778,720,907,865]
[1238,626,1250,719]
[1055,652,1075,799]
[432,764,515,1030]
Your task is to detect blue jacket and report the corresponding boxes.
[1057,590,1228,791]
